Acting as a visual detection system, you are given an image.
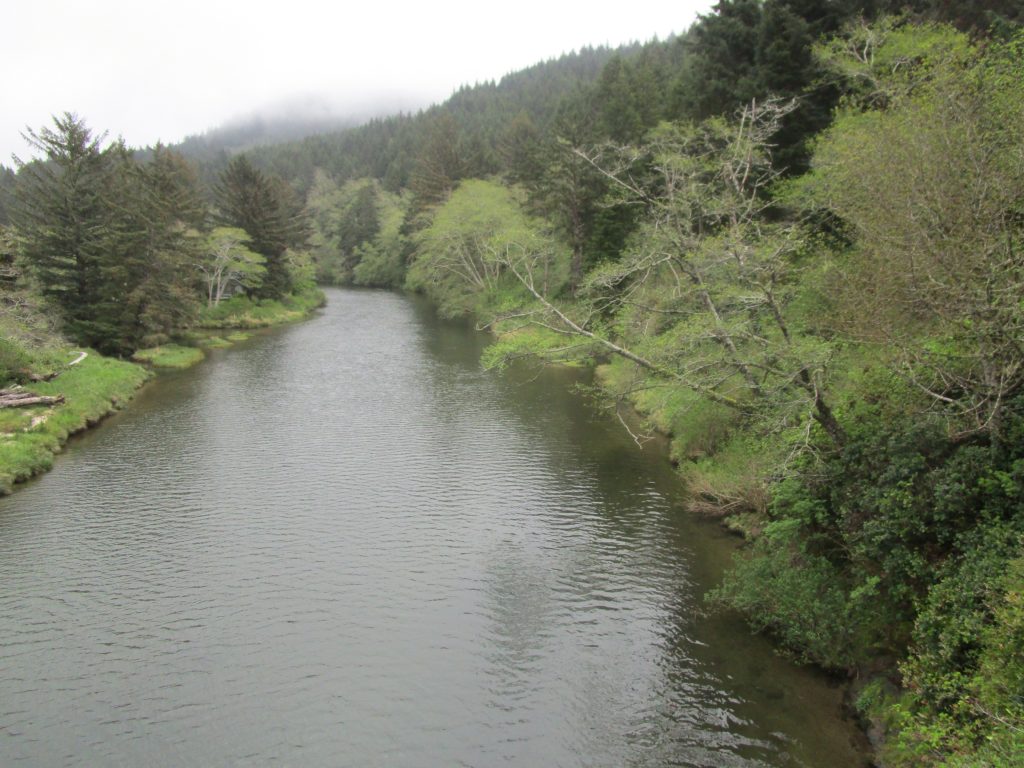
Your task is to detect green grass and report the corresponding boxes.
[0,287,324,496]
[0,352,150,494]
[196,285,325,329]
[131,344,206,369]
[200,337,231,349]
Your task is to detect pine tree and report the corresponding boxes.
[409,113,467,212]
[675,0,763,120]
[111,144,203,348]
[522,99,608,293]
[12,113,113,347]
[214,155,307,299]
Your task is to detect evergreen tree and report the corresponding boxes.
[214,155,307,299]
[409,113,467,212]
[106,144,203,349]
[675,0,763,120]
[498,111,545,186]
[0,166,16,226]
[12,113,114,347]
[595,55,646,143]
[337,183,380,257]
[522,99,608,293]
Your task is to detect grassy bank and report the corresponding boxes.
[1,287,325,493]
[130,286,326,371]
[131,344,206,369]
[0,352,150,495]
[195,285,325,329]
[412,241,1024,767]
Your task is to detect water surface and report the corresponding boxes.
[0,289,865,766]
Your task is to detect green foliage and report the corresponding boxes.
[199,227,266,306]
[12,114,116,347]
[405,179,568,318]
[710,515,861,669]
[215,155,308,299]
[714,379,1024,759]
[12,118,205,354]
[877,538,1024,766]
[196,284,324,329]
[0,337,31,384]
[813,18,973,110]
[481,322,596,372]
[806,27,1024,438]
[102,144,203,350]
[307,174,408,287]
[352,189,408,287]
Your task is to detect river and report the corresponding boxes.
[0,288,866,766]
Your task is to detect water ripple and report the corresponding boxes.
[0,289,863,767]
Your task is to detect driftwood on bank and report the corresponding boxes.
[16,351,87,384]
[0,388,65,409]
[26,370,60,382]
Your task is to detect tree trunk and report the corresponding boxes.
[0,389,65,408]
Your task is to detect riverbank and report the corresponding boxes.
[456,284,1024,766]
[132,286,327,370]
[0,353,150,495]
[418,286,898,762]
[0,286,325,493]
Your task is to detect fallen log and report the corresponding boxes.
[26,370,60,383]
[10,351,88,385]
[0,388,65,408]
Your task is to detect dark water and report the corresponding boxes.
[0,289,866,767]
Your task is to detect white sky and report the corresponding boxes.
[1,0,714,166]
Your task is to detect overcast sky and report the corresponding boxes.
[1,0,715,166]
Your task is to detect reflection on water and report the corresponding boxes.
[0,288,865,766]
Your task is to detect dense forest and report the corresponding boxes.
[2,0,1023,764]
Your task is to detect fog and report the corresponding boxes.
[1,0,713,164]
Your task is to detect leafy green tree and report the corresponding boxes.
[406,179,567,317]
[807,28,1024,439]
[198,227,265,306]
[508,100,845,444]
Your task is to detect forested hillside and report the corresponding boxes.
[2,0,1022,763]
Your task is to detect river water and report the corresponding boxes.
[0,288,865,767]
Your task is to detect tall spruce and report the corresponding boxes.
[214,155,307,299]
[12,113,114,348]
[103,144,203,349]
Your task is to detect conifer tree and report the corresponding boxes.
[12,113,113,347]
[105,144,203,349]
[214,155,307,299]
